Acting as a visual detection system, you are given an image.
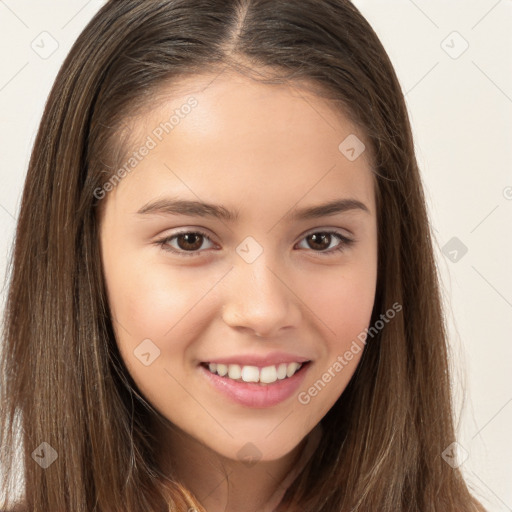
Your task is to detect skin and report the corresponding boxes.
[99,69,378,512]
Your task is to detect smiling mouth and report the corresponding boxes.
[200,361,310,385]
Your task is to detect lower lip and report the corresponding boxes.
[199,363,310,408]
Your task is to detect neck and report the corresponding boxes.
[152,419,311,512]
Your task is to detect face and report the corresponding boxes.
[98,70,378,463]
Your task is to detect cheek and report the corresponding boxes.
[103,254,224,392]
[104,252,203,339]
[294,260,377,412]
[102,259,203,403]
[300,262,377,344]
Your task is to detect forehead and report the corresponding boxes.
[102,70,376,220]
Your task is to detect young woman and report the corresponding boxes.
[0,0,486,510]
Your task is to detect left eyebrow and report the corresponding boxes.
[135,197,370,222]
[286,198,370,220]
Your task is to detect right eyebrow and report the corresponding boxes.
[136,198,238,222]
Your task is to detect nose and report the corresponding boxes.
[221,256,302,339]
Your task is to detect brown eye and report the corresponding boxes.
[175,233,204,251]
[156,229,354,258]
[297,230,355,255]
[306,233,332,251]
[157,230,215,257]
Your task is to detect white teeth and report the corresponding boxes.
[287,362,300,378]
[216,363,228,376]
[206,361,305,383]
[276,363,288,380]
[260,365,278,384]
[241,365,260,383]
[228,364,241,380]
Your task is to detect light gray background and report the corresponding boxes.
[0,1,511,510]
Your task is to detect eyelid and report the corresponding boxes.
[156,228,216,257]
[155,227,355,257]
[301,226,353,240]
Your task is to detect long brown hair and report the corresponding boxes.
[1,0,486,510]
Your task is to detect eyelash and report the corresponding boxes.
[155,229,355,258]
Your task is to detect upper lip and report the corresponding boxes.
[202,351,311,367]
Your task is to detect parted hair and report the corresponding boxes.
[1,0,485,510]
